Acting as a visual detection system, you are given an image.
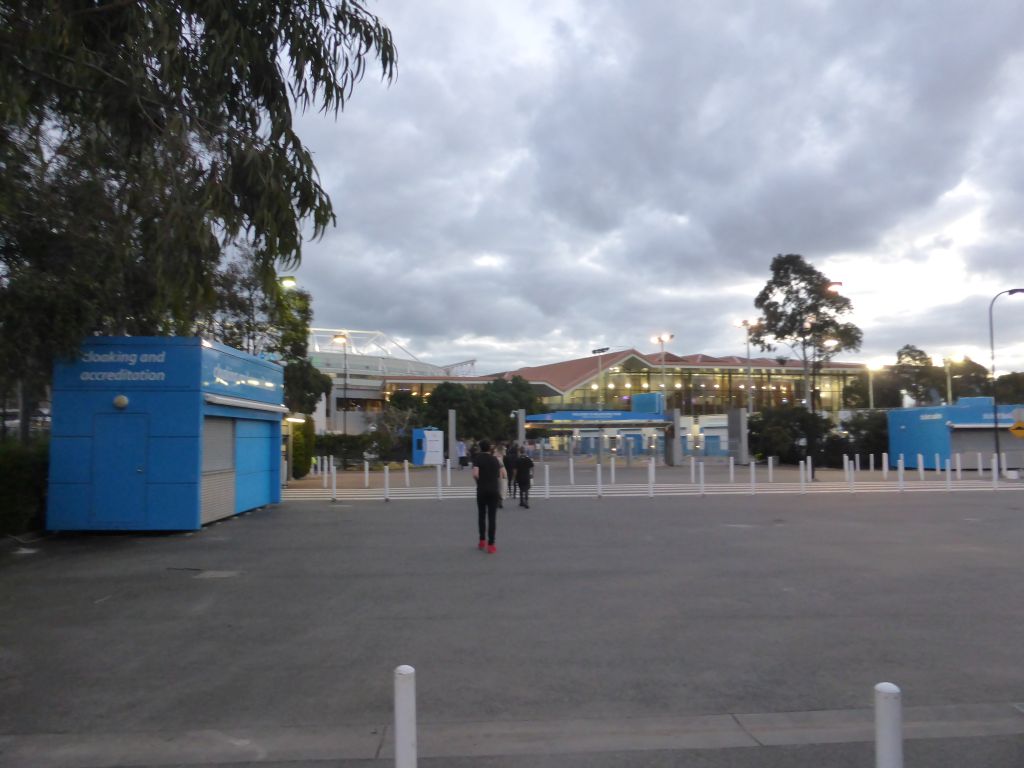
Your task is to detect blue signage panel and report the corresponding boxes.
[200,342,283,405]
[53,337,198,390]
[527,410,666,423]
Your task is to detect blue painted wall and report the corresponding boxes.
[887,397,1020,469]
[48,337,283,531]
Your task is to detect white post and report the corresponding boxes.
[394,665,417,768]
[436,464,443,500]
[874,682,903,768]
[897,457,905,491]
[749,461,756,495]
[690,456,696,484]
[331,462,337,502]
[768,456,774,483]
[384,466,391,502]
[1001,452,1007,478]
[807,455,813,480]
[945,459,952,492]
[699,462,705,496]
[404,460,410,488]
[364,460,370,488]
[799,460,806,494]
[596,463,603,498]
[992,454,999,490]
[882,452,889,480]
[955,452,962,481]
[843,454,849,481]
[446,458,452,487]
[610,455,616,485]
[869,453,875,473]
[855,454,861,472]
[848,462,855,493]
[977,452,983,477]
[934,452,941,473]
[569,457,575,486]
[729,456,735,484]
[544,464,550,499]
[648,457,655,498]
[322,457,328,489]
[916,454,924,482]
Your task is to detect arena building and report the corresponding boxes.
[308,328,867,436]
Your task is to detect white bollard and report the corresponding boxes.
[855,454,861,472]
[916,454,924,482]
[610,455,616,485]
[848,462,855,493]
[384,466,391,502]
[690,456,696,484]
[977,452,983,477]
[897,457,905,491]
[729,456,735,484]
[934,452,941,473]
[569,457,575,486]
[869,453,875,473]
[323,456,328,489]
[446,458,452,487]
[404,460,410,488]
[799,460,806,494]
[992,454,999,490]
[1001,452,1007,478]
[882,452,889,481]
[945,459,951,492]
[955,452,962,481]
[648,457,655,498]
[749,461,756,495]
[544,464,550,499]
[768,456,774,483]
[699,462,705,496]
[807,455,813,480]
[596,464,603,498]
[331,462,337,502]
[364,461,370,488]
[843,454,849,481]
[436,465,443,500]
[874,682,903,768]
[394,665,417,768]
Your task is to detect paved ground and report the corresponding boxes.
[2,488,1024,766]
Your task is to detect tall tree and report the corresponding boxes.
[0,1,396,439]
[751,254,862,410]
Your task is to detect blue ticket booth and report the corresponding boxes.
[47,337,286,531]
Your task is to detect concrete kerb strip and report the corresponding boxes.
[5,702,1024,767]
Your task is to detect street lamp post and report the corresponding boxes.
[592,347,610,410]
[943,354,964,405]
[737,320,754,413]
[333,331,349,436]
[650,333,674,407]
[867,363,882,410]
[989,288,1024,471]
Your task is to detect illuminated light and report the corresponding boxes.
[700,384,706,388]
[200,338,213,348]
[247,379,259,386]
[279,276,297,289]
[739,384,745,389]
[285,416,305,423]
[713,384,720,389]
[607,383,615,389]
[641,382,649,389]
[659,383,665,388]
[591,383,598,390]
[264,382,275,388]
[675,383,682,389]
[625,383,632,389]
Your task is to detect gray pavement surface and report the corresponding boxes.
[3,489,1024,766]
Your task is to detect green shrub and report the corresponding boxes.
[0,440,49,535]
[291,419,315,479]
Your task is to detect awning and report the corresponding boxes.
[203,393,289,414]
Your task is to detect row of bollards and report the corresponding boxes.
[391,666,905,768]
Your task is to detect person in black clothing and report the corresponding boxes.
[515,449,534,508]
[503,442,518,498]
[472,439,506,553]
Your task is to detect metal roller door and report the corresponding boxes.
[201,417,236,523]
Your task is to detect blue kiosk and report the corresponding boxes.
[47,337,286,531]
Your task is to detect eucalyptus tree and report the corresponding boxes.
[0,0,396,439]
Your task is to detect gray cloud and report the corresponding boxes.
[291,0,1024,375]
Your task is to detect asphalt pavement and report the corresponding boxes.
[2,487,1024,766]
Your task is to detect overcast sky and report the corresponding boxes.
[291,0,1024,376]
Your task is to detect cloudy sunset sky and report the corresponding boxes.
[291,0,1024,375]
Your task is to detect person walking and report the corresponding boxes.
[503,441,519,498]
[515,448,534,508]
[456,438,467,469]
[472,439,505,554]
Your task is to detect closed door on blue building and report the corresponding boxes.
[92,413,148,524]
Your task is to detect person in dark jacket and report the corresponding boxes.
[472,440,506,554]
[503,442,519,498]
[515,449,534,508]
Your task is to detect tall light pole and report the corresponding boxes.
[943,354,964,405]
[867,363,883,410]
[651,333,674,406]
[737,320,754,413]
[989,288,1024,469]
[333,331,349,436]
[592,347,610,410]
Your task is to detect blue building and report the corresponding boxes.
[887,397,1023,470]
[48,337,286,531]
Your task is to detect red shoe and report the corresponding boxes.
[487,544,497,554]
[478,540,486,551]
